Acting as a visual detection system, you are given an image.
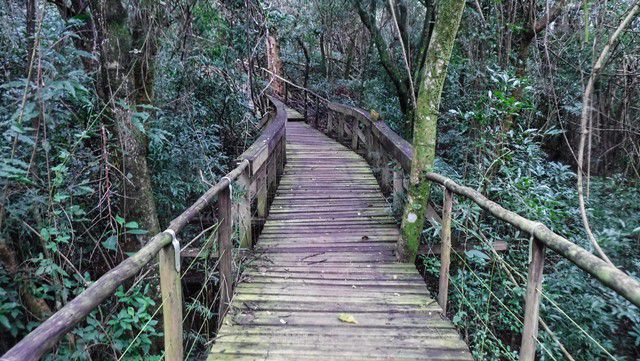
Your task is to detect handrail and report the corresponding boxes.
[1,96,288,361]
[424,172,640,306]
[260,67,330,103]
[322,94,640,307]
[279,76,640,360]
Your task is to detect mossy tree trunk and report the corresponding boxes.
[398,0,466,262]
[97,1,161,248]
[56,0,161,249]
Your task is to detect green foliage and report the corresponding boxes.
[418,66,640,359]
[0,1,255,358]
[0,268,27,338]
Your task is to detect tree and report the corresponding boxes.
[354,0,434,126]
[398,0,466,262]
[52,0,161,249]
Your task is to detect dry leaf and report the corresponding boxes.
[338,313,358,324]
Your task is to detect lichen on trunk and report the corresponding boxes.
[398,0,466,262]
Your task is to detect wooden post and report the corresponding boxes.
[351,118,359,150]
[380,154,392,192]
[327,111,334,134]
[519,238,546,361]
[284,82,288,102]
[267,153,277,203]
[392,168,404,210]
[304,89,308,120]
[237,165,252,249]
[217,185,233,329]
[365,124,375,162]
[438,189,453,313]
[256,166,268,220]
[314,96,319,127]
[276,139,285,177]
[159,241,183,361]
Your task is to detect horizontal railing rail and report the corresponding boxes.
[1,96,289,361]
[276,76,640,360]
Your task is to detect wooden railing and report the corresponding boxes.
[0,97,288,361]
[278,76,640,361]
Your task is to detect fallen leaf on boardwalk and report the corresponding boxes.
[338,313,358,324]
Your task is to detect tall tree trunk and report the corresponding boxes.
[266,28,285,97]
[93,0,161,248]
[398,0,466,262]
[298,37,310,88]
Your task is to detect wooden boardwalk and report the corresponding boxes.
[208,120,472,360]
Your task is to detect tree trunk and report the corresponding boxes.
[266,29,285,97]
[93,0,161,248]
[398,0,466,262]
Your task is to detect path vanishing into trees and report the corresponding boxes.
[207,120,472,360]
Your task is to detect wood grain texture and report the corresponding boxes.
[208,120,471,360]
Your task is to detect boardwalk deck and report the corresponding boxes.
[208,119,472,360]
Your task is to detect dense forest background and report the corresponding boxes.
[0,0,638,360]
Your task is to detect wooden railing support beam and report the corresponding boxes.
[159,239,184,361]
[327,112,334,134]
[237,166,252,249]
[217,185,233,329]
[351,118,359,149]
[314,96,319,126]
[437,189,453,313]
[392,168,404,211]
[519,237,545,361]
[256,166,268,220]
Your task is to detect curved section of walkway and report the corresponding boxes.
[208,120,472,360]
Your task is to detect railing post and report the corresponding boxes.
[159,236,184,360]
[351,118,359,149]
[314,96,319,126]
[327,111,334,134]
[256,166,268,220]
[380,154,392,192]
[520,237,546,360]
[237,165,252,249]
[217,184,233,329]
[304,89,308,120]
[267,152,277,203]
[365,124,375,162]
[276,139,284,176]
[284,82,288,102]
[392,168,404,210]
[438,188,453,313]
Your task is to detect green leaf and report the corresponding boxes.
[126,229,148,235]
[0,314,11,330]
[124,221,139,229]
[102,235,118,251]
[465,249,489,261]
